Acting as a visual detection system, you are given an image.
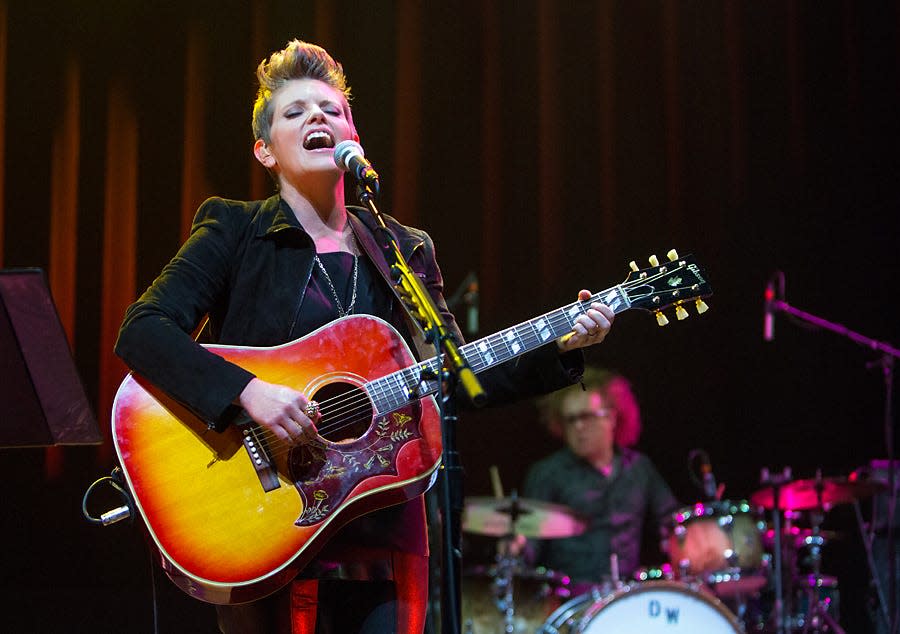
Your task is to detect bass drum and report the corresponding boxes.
[577,580,742,633]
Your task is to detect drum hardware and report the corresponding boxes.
[751,468,875,634]
[490,492,528,634]
[762,526,840,552]
[634,563,676,583]
[609,552,621,588]
[848,460,898,633]
[462,492,582,633]
[757,466,795,634]
[461,562,569,634]
[538,585,608,634]
[788,501,843,634]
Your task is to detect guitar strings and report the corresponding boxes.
[243,264,696,459]
[250,265,691,454]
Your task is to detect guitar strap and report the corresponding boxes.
[347,209,443,362]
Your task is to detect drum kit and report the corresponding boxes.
[459,470,887,634]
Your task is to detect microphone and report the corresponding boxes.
[701,453,718,500]
[763,280,775,341]
[333,140,380,193]
[464,275,479,336]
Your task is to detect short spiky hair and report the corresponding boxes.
[251,39,352,143]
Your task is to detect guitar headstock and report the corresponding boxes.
[621,250,712,325]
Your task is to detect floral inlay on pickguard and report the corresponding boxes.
[290,403,422,527]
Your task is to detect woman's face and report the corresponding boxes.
[256,78,357,186]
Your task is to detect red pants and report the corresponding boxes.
[219,552,428,634]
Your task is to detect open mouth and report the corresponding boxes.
[303,130,335,150]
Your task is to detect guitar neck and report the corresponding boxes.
[366,285,631,414]
[461,285,631,373]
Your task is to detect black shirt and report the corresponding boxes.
[522,447,679,584]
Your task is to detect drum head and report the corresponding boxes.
[579,580,742,633]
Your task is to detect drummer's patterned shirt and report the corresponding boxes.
[523,447,679,587]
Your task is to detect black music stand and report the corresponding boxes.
[0,268,101,447]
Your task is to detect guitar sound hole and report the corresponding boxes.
[313,382,372,444]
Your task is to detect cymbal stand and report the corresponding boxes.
[853,498,891,631]
[798,473,845,634]
[761,466,793,634]
[494,491,523,634]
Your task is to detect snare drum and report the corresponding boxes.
[666,499,766,596]
[578,580,742,633]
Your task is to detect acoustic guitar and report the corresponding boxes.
[112,251,711,604]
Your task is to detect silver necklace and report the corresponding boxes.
[314,253,359,317]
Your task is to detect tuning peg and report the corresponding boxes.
[648,254,659,267]
[629,261,639,272]
[675,305,689,320]
[667,249,679,261]
[695,299,709,314]
[655,311,669,326]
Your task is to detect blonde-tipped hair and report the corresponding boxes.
[251,39,352,144]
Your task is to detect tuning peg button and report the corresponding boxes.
[649,255,659,267]
[675,305,689,320]
[695,299,709,314]
[655,311,669,326]
[667,249,679,261]
[629,261,639,272]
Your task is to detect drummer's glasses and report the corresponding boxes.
[561,408,615,426]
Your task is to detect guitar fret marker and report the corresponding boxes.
[477,341,496,365]
[504,331,522,354]
[535,318,552,341]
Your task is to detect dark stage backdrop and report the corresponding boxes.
[1,1,898,631]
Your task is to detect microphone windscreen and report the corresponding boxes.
[333,140,364,170]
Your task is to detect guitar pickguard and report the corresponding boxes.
[291,402,422,526]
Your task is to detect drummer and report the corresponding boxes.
[517,367,679,592]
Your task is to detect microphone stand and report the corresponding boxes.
[760,466,792,634]
[355,184,485,634]
[769,292,900,633]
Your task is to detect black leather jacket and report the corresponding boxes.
[116,195,583,431]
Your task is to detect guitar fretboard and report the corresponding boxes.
[365,285,631,414]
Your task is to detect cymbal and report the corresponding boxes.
[462,496,587,539]
[751,477,886,511]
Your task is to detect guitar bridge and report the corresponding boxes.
[242,427,281,492]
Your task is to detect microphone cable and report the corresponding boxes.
[82,466,134,526]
